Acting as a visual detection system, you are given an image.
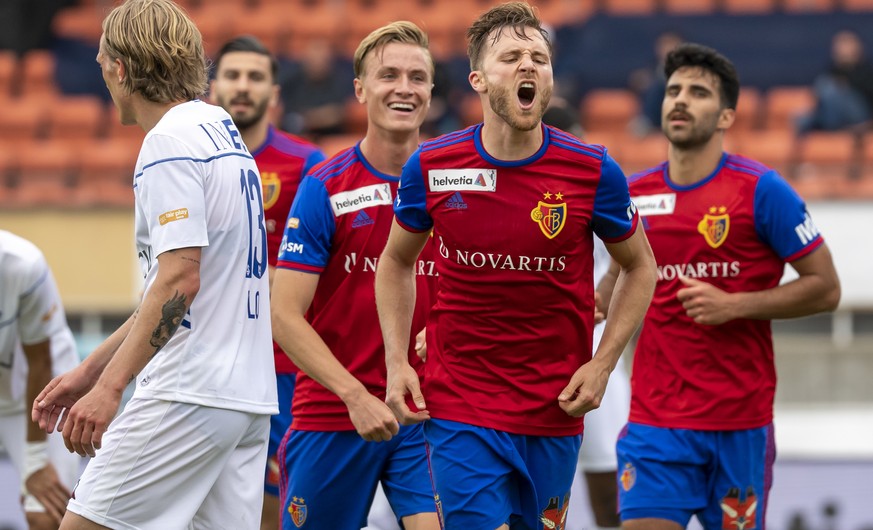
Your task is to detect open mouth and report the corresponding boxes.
[518,82,535,107]
[388,102,415,113]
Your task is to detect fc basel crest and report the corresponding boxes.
[530,192,567,239]
[261,171,281,210]
[288,496,307,527]
[620,463,636,492]
[698,206,729,249]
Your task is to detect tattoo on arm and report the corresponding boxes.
[149,291,188,355]
[168,248,201,266]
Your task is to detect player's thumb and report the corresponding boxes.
[409,382,427,410]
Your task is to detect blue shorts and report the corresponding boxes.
[278,424,435,530]
[265,373,295,497]
[424,418,581,530]
[616,422,776,529]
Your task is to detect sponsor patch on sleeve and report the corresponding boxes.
[429,169,496,192]
[158,208,189,225]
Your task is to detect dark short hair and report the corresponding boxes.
[214,35,278,82]
[664,43,739,110]
[466,1,552,71]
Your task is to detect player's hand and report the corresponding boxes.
[385,362,430,426]
[676,276,737,325]
[25,462,70,524]
[345,387,400,442]
[60,381,121,457]
[414,328,427,362]
[32,366,99,434]
[557,357,610,417]
[594,291,606,325]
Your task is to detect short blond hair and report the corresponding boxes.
[466,1,552,71]
[353,21,433,80]
[102,0,208,103]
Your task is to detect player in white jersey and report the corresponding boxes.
[567,237,631,530]
[0,230,82,530]
[31,1,277,529]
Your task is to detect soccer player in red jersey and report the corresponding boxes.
[270,22,439,530]
[375,3,657,529]
[615,43,841,530]
[210,35,325,530]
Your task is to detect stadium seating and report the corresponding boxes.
[579,89,639,136]
[74,138,138,208]
[12,140,78,208]
[0,50,17,98]
[722,0,776,14]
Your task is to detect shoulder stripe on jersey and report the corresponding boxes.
[628,163,666,184]
[310,148,356,182]
[550,138,605,159]
[725,156,770,176]
[20,269,49,298]
[547,126,605,157]
[270,133,321,159]
[134,151,254,179]
[422,126,476,152]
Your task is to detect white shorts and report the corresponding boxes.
[578,356,630,473]
[67,397,269,530]
[0,410,83,513]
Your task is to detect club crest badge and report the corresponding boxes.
[288,496,307,527]
[698,206,730,248]
[620,463,636,492]
[720,486,758,530]
[260,171,281,210]
[530,191,567,239]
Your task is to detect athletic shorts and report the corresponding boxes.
[67,397,270,530]
[424,418,581,530]
[616,422,775,529]
[577,357,630,473]
[278,424,435,530]
[0,410,82,513]
[266,373,296,497]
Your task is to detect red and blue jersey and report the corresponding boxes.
[628,153,824,430]
[254,125,325,375]
[394,123,638,436]
[276,144,435,431]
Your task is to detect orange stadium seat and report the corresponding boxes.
[343,97,369,136]
[279,2,343,59]
[317,134,360,158]
[20,50,58,100]
[663,0,717,14]
[842,0,873,10]
[75,138,139,207]
[52,5,105,45]
[12,140,78,208]
[232,6,285,54]
[580,89,639,136]
[722,0,776,14]
[0,50,17,98]
[460,92,484,127]
[617,134,668,175]
[763,86,815,131]
[0,146,16,206]
[791,131,855,199]
[602,0,657,16]
[105,105,147,144]
[733,86,763,131]
[782,0,836,12]
[0,96,50,148]
[46,96,107,147]
[732,129,796,176]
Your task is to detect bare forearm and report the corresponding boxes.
[732,275,839,320]
[375,252,417,370]
[24,341,51,442]
[596,258,656,371]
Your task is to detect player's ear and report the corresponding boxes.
[469,70,486,94]
[717,106,735,131]
[354,77,365,103]
[270,83,280,107]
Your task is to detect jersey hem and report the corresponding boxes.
[275,261,324,274]
[628,413,773,431]
[429,409,583,437]
[134,390,278,415]
[785,236,824,262]
[395,217,432,234]
[290,418,355,431]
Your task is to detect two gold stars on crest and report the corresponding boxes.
[708,206,727,214]
[543,191,564,200]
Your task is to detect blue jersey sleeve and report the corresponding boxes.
[302,149,327,177]
[591,153,638,242]
[276,175,336,272]
[394,149,433,232]
[754,170,823,261]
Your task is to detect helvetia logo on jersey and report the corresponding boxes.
[429,169,496,192]
[158,208,189,226]
[698,206,730,248]
[530,191,567,239]
[632,193,676,216]
[620,463,636,492]
[330,183,393,217]
[288,496,307,527]
[260,171,281,210]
